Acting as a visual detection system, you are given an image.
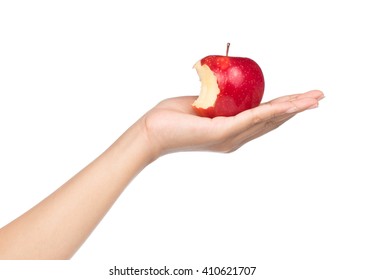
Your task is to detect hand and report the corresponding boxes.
[141,90,324,158]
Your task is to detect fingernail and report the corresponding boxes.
[318,94,325,101]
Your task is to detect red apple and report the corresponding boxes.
[192,43,265,118]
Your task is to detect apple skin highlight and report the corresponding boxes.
[193,55,265,118]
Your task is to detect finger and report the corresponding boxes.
[230,113,296,149]
[264,90,324,105]
[249,96,318,124]
[226,110,294,143]
[215,91,324,152]
[225,97,316,137]
[156,96,198,114]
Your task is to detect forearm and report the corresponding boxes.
[0,120,154,259]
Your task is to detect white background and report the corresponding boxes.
[0,0,364,279]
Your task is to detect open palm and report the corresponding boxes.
[141,90,324,157]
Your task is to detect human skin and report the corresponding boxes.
[0,90,324,259]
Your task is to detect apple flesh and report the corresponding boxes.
[192,48,265,118]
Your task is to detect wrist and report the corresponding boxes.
[113,118,160,169]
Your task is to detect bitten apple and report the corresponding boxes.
[192,43,265,118]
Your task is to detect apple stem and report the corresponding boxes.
[226,42,230,56]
